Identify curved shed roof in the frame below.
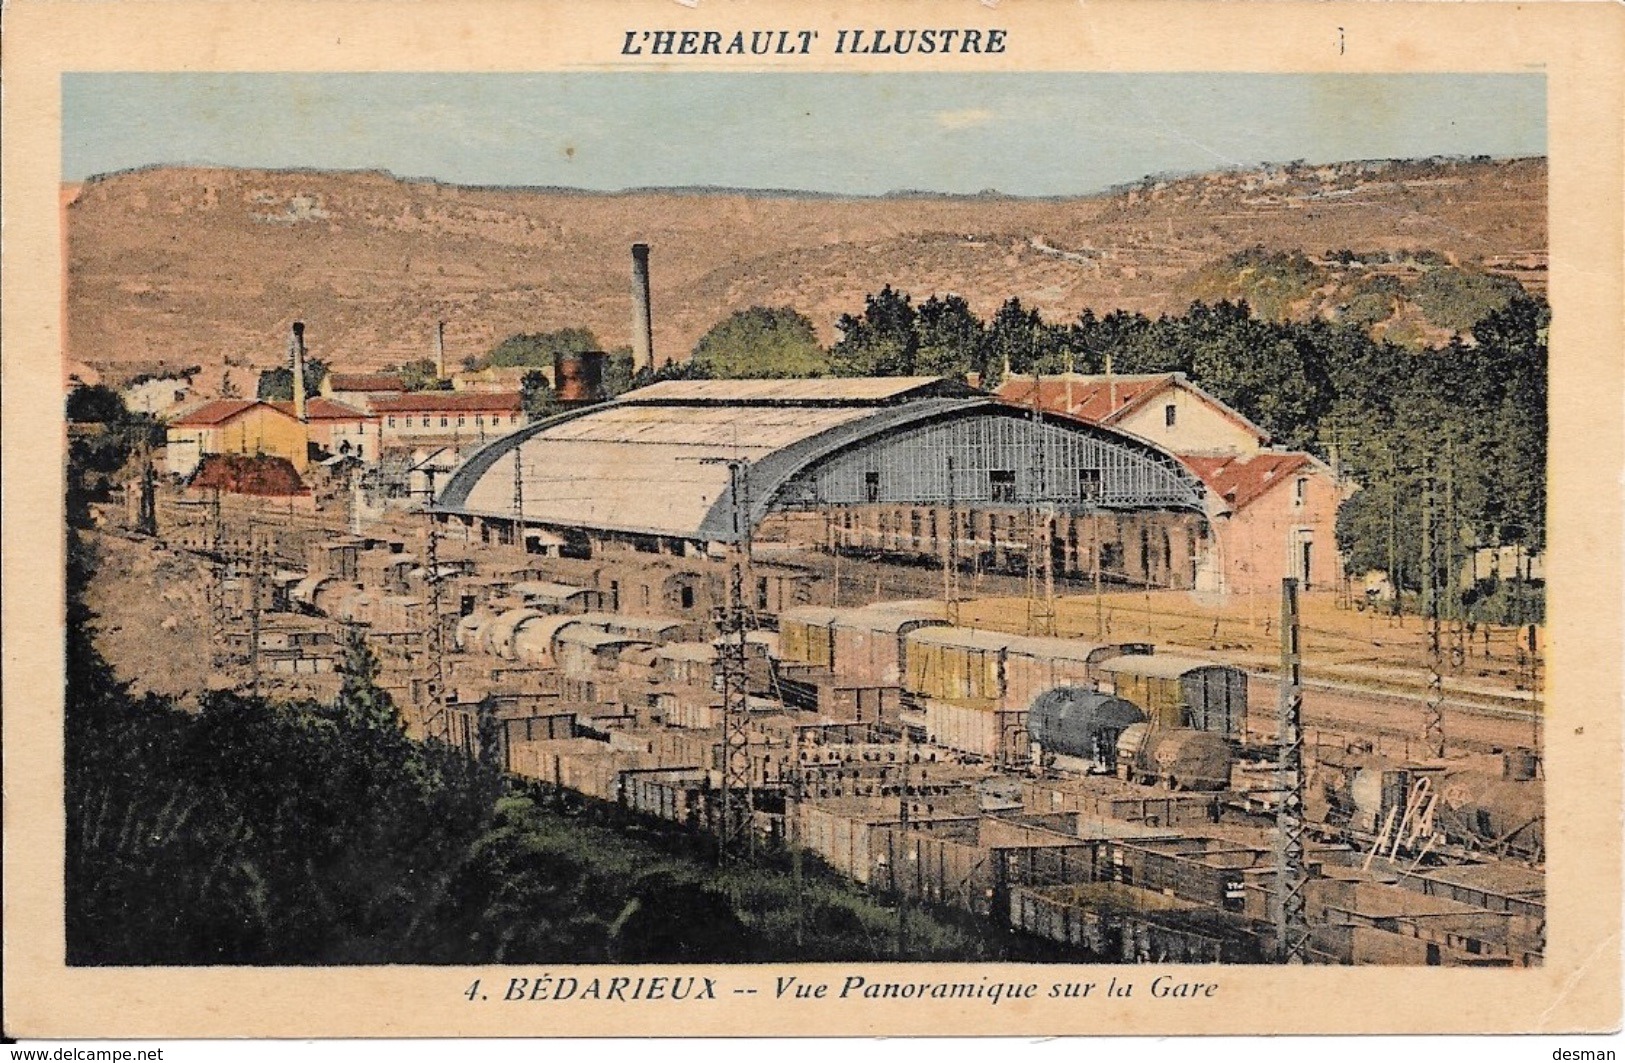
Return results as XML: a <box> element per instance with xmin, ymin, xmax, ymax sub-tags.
<box><xmin>434</xmin><ymin>378</ymin><xmax>1205</xmax><ymax>541</ymax></box>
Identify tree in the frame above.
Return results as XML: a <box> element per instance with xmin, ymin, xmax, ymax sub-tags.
<box><xmin>521</xmin><ymin>370</ymin><xmax>557</xmax><ymax>422</ymax></box>
<box><xmin>256</xmin><ymin>358</ymin><xmax>330</xmax><ymax>401</ymax></box>
<box><xmin>690</xmin><ymin>307</ymin><xmax>829</xmax><ymax>378</ymax></box>
<box><xmin>914</xmin><ymin>294</ymin><xmax>984</xmax><ymax>378</ymax></box>
<box><xmin>978</xmin><ymin>298</ymin><xmax>1067</xmax><ymax>384</ymax></box>
<box><xmin>829</xmin><ymin>286</ymin><xmax>918</xmax><ymax>376</ymax></box>
<box><xmin>392</xmin><ymin>358</ymin><xmax>451</xmax><ymax>392</ymax></box>
<box><xmin>66</xmin><ymin>384</ymin><xmax>128</xmax><ymax>424</ymax></box>
<box><xmin>485</xmin><ymin>329</ymin><xmax>601</xmax><ymax>370</ymax></box>
<box><xmin>336</xmin><ymin>626</ymin><xmax>401</xmax><ymax>739</ymax></box>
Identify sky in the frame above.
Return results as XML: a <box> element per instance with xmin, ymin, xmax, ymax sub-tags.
<box><xmin>62</xmin><ymin>73</ymin><xmax>1545</xmax><ymax>197</ymax></box>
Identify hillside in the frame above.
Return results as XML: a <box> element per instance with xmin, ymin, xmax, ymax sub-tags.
<box><xmin>64</xmin><ymin>157</ymin><xmax>1545</xmax><ymax>387</ymax></box>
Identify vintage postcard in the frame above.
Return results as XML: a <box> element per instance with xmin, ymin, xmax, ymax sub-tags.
<box><xmin>3</xmin><ymin>0</ymin><xmax>1621</xmax><ymax>1041</ymax></box>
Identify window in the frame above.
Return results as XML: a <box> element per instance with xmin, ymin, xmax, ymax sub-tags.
<box><xmin>756</xmin><ymin>577</ymin><xmax>769</xmax><ymax>611</ymax></box>
<box><xmin>1294</xmin><ymin>477</ymin><xmax>1308</xmax><ymax>508</ymax></box>
<box><xmin>476</xmin><ymin>416</ymin><xmax>485</xmax><ymax>427</ymax></box>
<box><xmin>680</xmin><ymin>585</ymin><xmax>695</xmax><ymax>609</ymax></box>
<box><xmin>641</xmin><ymin>585</ymin><xmax>651</xmax><ymax>608</ymax></box>
<box><xmin>1079</xmin><ymin>468</ymin><xmax>1102</xmax><ymax>502</ymax></box>
<box><xmin>440</xmin><ymin>416</ymin><xmax>449</xmax><ymax>427</ymax></box>
<box><xmin>989</xmin><ymin>469</ymin><xmax>1017</xmax><ymax>502</ymax></box>
<box><xmin>1164</xmin><ymin>403</ymin><xmax>1177</xmax><ymax>428</ymax></box>
<box><xmin>864</xmin><ymin>470</ymin><xmax>880</xmax><ymax>503</ymax></box>
<box><xmin>387</xmin><ymin>416</ymin><xmax>396</xmax><ymax>428</ymax></box>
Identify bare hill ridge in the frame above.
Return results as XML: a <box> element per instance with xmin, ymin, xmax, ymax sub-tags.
<box><xmin>66</xmin><ymin>157</ymin><xmax>1545</xmax><ymax>386</ymax></box>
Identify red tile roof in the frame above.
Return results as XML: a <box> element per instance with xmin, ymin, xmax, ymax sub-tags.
<box><xmin>268</xmin><ymin>398</ymin><xmax>377</xmax><ymax>421</ymax></box>
<box><xmin>327</xmin><ymin>373</ymin><xmax>406</xmax><ymax>393</ymax></box>
<box><xmin>370</xmin><ymin>391</ymin><xmax>523</xmax><ymax>414</ymax></box>
<box><xmin>167</xmin><ymin>399</ymin><xmax>265</xmax><ymax>427</ymax></box>
<box><xmin>996</xmin><ymin>372</ymin><xmax>1271</xmax><ymax>444</ymax></box>
<box><xmin>997</xmin><ymin>373</ymin><xmax>1174</xmax><ymax>425</ymax></box>
<box><xmin>1181</xmin><ymin>452</ymin><xmax>1314</xmax><ymax>510</ymax></box>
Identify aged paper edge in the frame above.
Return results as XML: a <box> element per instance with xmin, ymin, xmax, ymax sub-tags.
<box><xmin>3</xmin><ymin>0</ymin><xmax>1621</xmax><ymax>1039</ymax></box>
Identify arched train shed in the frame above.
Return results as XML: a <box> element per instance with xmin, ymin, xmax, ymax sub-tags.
<box><xmin>432</xmin><ymin>377</ymin><xmax>1214</xmax><ymax>588</ymax></box>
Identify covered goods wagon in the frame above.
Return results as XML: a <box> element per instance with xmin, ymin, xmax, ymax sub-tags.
<box><xmin>1097</xmin><ymin>655</ymin><xmax>1247</xmax><ymax>737</ymax></box>
<box><xmin>830</xmin><ymin>603</ymin><xmax>948</xmax><ymax>688</ymax></box>
<box><xmin>777</xmin><ymin>606</ymin><xmax>843</xmax><ymax>670</ymax></box>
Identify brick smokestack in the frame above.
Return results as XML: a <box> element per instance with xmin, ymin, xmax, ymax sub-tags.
<box><xmin>434</xmin><ymin>320</ymin><xmax>446</xmax><ymax>380</ymax></box>
<box><xmin>290</xmin><ymin>321</ymin><xmax>308</xmax><ymax>422</ymax></box>
<box><xmin>554</xmin><ymin>349</ymin><xmax>607</xmax><ymax>403</ymax></box>
<box><xmin>631</xmin><ymin>242</ymin><xmax>654</xmax><ymax>373</ymax></box>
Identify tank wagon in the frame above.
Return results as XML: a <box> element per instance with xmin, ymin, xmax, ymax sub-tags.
<box><xmin>1313</xmin><ymin>748</ymin><xmax>1544</xmax><ymax>861</ymax></box>
<box><xmin>1115</xmin><ymin>723</ymin><xmax>1233</xmax><ymax>792</ymax></box>
<box><xmin>1027</xmin><ymin>687</ymin><xmax>1147</xmax><ymax>773</ymax></box>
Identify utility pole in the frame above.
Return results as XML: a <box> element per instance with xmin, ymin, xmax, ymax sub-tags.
<box><xmin>790</xmin><ymin>725</ymin><xmax>805</xmax><ymax>948</ymax></box>
<box><xmin>708</xmin><ymin>458</ymin><xmax>754</xmax><ymax>863</ymax></box>
<box><xmin>944</xmin><ymin>457</ymin><xmax>960</xmax><ymax>626</ymax></box>
<box><xmin>1025</xmin><ymin>375</ymin><xmax>1056</xmax><ymax>637</ymax></box>
<box><xmin>208</xmin><ymin>488</ymin><xmax>229</xmax><ymax>670</ymax></box>
<box><xmin>1093</xmin><ymin>512</ymin><xmax>1104</xmax><ymax>640</ymax></box>
<box><xmin>1421</xmin><ymin>469</ymin><xmax>1445</xmax><ymax>759</ymax></box>
<box><xmin>422</xmin><ymin>518</ymin><xmax>450</xmax><ymax>743</ymax></box>
<box><xmin>1274</xmin><ymin>577</ymin><xmax>1309</xmax><ymax>963</ymax></box>
<box><xmin>896</xmin><ymin>719</ymin><xmax>910</xmax><ymax>957</ymax></box>
<box><xmin>512</xmin><ymin>445</ymin><xmax>525</xmax><ymax>548</ymax></box>
<box><xmin>248</xmin><ymin>531</ymin><xmax>266</xmax><ymax>699</ymax></box>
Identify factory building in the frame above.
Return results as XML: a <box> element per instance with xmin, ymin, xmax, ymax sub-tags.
<box><xmin>370</xmin><ymin>391</ymin><xmax>526</xmax><ymax>447</ymax></box>
<box><xmin>997</xmin><ymin>373</ymin><xmax>1350</xmax><ymax>595</ymax></box>
<box><xmin>431</xmin><ymin>376</ymin><xmax>1215</xmax><ymax>596</ymax></box>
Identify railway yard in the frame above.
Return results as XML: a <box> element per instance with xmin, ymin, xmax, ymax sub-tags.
<box><xmin>79</xmin><ymin>483</ymin><xmax>1546</xmax><ymax>968</ymax></box>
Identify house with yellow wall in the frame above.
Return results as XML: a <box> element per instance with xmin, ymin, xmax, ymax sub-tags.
<box><xmin>164</xmin><ymin>399</ymin><xmax>310</xmax><ymax>477</ymax></box>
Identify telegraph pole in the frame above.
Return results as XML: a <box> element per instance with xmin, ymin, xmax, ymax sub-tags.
<box><xmin>1421</xmin><ymin>469</ymin><xmax>1446</xmax><ymax>759</ymax></box>
<box><xmin>1274</xmin><ymin>577</ymin><xmax>1309</xmax><ymax>963</ymax></box>
<box><xmin>944</xmin><ymin>457</ymin><xmax>960</xmax><ymax>626</ymax></box>
<box><xmin>208</xmin><ymin>488</ymin><xmax>229</xmax><ymax>670</ymax></box>
<box><xmin>896</xmin><ymin>719</ymin><xmax>910</xmax><ymax>957</ymax></box>
<box><xmin>422</xmin><ymin>518</ymin><xmax>450</xmax><ymax>743</ymax></box>
<box><xmin>708</xmin><ymin>458</ymin><xmax>755</xmax><ymax>863</ymax></box>
<box><xmin>512</xmin><ymin>445</ymin><xmax>525</xmax><ymax>547</ymax></box>
<box><xmin>248</xmin><ymin>530</ymin><xmax>265</xmax><ymax>699</ymax></box>
<box><xmin>1025</xmin><ymin>374</ymin><xmax>1056</xmax><ymax>637</ymax></box>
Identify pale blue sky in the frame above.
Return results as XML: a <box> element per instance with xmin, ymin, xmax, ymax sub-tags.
<box><xmin>63</xmin><ymin>73</ymin><xmax>1545</xmax><ymax>196</ymax></box>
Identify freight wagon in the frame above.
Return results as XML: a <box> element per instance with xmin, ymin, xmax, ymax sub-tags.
<box><xmin>1116</xmin><ymin>723</ymin><xmax>1234</xmax><ymax>791</ymax></box>
<box><xmin>1096</xmin><ymin>655</ymin><xmax>1247</xmax><ymax>737</ymax></box>
<box><xmin>1008</xmin><ymin>881</ymin><xmax>1267</xmax><ymax>963</ymax></box>
<box><xmin>829</xmin><ymin>602</ymin><xmax>948</xmax><ymax>688</ymax></box>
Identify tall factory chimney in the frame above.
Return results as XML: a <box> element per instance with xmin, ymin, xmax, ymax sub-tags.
<box><xmin>434</xmin><ymin>320</ymin><xmax>447</xmax><ymax>380</ymax></box>
<box><xmin>631</xmin><ymin>242</ymin><xmax>654</xmax><ymax>373</ymax></box>
<box><xmin>290</xmin><ymin>321</ymin><xmax>308</xmax><ymax>422</ymax></box>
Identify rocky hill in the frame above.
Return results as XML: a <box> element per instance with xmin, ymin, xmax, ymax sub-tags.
<box><xmin>65</xmin><ymin>157</ymin><xmax>1545</xmax><ymax>388</ymax></box>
